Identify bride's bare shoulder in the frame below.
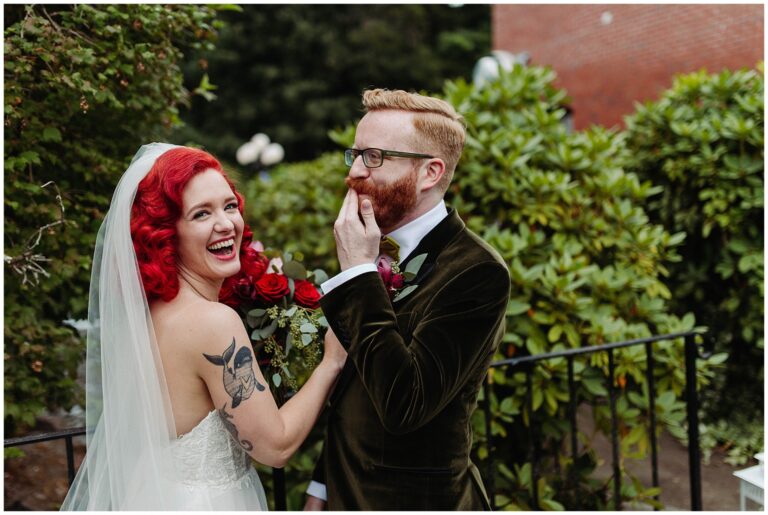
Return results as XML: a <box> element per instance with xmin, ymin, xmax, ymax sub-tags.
<box><xmin>153</xmin><ymin>299</ymin><xmax>245</xmax><ymax>354</ymax></box>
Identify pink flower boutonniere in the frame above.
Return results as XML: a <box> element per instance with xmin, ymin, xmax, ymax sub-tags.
<box><xmin>377</xmin><ymin>253</ymin><xmax>428</xmax><ymax>302</ymax></box>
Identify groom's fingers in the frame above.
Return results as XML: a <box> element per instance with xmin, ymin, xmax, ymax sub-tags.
<box><xmin>359</xmin><ymin>199</ymin><xmax>380</xmax><ymax>236</ymax></box>
<box><xmin>336</xmin><ymin>189</ymin><xmax>353</xmax><ymax>226</ymax></box>
<box><xmin>343</xmin><ymin>189</ymin><xmax>362</xmax><ymax>226</ymax></box>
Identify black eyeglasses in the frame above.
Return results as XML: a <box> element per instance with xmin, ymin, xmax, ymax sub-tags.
<box><xmin>344</xmin><ymin>148</ymin><xmax>434</xmax><ymax>168</ymax></box>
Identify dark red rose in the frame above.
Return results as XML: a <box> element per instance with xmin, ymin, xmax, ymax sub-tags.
<box><xmin>254</xmin><ymin>273</ymin><xmax>290</xmax><ymax>303</ymax></box>
<box><xmin>376</xmin><ymin>256</ymin><xmax>392</xmax><ymax>284</ymax></box>
<box><xmin>241</xmin><ymin>247</ymin><xmax>268</xmax><ymax>281</ymax></box>
<box><xmin>294</xmin><ymin>280</ymin><xmax>321</xmax><ymax>309</ymax></box>
<box><xmin>234</xmin><ymin>277</ymin><xmax>255</xmax><ymax>300</ymax></box>
<box><xmin>377</xmin><ymin>256</ymin><xmax>407</xmax><ymax>299</ymax></box>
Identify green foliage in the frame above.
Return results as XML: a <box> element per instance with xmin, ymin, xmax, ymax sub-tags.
<box><xmin>624</xmin><ymin>66</ymin><xmax>764</xmax><ymax>460</ymax></box>
<box><xmin>243</xmin><ymin>152</ymin><xmax>347</xmax><ymax>275</ymax></box>
<box><xmin>699</xmin><ymin>412</ymin><xmax>765</xmax><ymax>466</ymax></box>
<box><xmin>174</xmin><ymin>4</ymin><xmax>490</xmax><ymax>162</ymax></box>
<box><xmin>444</xmin><ymin>65</ymin><xmax>720</xmax><ymax>509</ymax></box>
<box><xmin>4</xmin><ymin>4</ymin><xmax>221</xmax><ymax>434</ymax></box>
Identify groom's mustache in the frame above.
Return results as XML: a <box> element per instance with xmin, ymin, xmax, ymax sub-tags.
<box><xmin>345</xmin><ymin>176</ymin><xmax>376</xmax><ymax>196</ymax></box>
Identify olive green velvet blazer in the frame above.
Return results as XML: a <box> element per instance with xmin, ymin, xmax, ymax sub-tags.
<box><xmin>314</xmin><ymin>209</ymin><xmax>511</xmax><ymax>510</ymax></box>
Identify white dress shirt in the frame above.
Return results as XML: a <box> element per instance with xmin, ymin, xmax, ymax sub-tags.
<box><xmin>308</xmin><ymin>200</ymin><xmax>449</xmax><ymax>501</ymax></box>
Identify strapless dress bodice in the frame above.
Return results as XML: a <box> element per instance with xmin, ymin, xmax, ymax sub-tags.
<box><xmin>170</xmin><ymin>410</ymin><xmax>255</xmax><ymax>490</ymax></box>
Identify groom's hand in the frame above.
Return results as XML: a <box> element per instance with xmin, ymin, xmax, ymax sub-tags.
<box><xmin>333</xmin><ymin>188</ymin><xmax>380</xmax><ymax>271</ymax></box>
<box><xmin>303</xmin><ymin>495</ymin><xmax>326</xmax><ymax>511</ymax></box>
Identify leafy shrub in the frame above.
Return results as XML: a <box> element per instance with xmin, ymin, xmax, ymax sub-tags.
<box><xmin>4</xmin><ymin>4</ymin><xmax>220</xmax><ymax>434</ymax></box>
<box><xmin>441</xmin><ymin>66</ymin><xmax>722</xmax><ymax>509</ymax></box>
<box><xmin>624</xmin><ymin>66</ymin><xmax>764</xmax><ymax>461</ymax></box>
<box><xmin>243</xmin><ymin>151</ymin><xmax>347</xmax><ymax>275</ymax></box>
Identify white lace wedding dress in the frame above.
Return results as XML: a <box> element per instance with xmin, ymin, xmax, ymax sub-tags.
<box><xmin>166</xmin><ymin>410</ymin><xmax>268</xmax><ymax>510</ymax></box>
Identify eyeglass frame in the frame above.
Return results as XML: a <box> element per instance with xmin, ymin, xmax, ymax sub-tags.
<box><xmin>344</xmin><ymin>147</ymin><xmax>434</xmax><ymax>168</ymax></box>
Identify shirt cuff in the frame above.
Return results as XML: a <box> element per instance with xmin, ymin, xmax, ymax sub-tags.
<box><xmin>306</xmin><ymin>480</ymin><xmax>328</xmax><ymax>501</ymax></box>
<box><xmin>321</xmin><ymin>263</ymin><xmax>378</xmax><ymax>294</ymax></box>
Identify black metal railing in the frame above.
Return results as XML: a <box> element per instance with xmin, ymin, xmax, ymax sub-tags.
<box><xmin>481</xmin><ymin>330</ymin><xmax>706</xmax><ymax>511</ymax></box>
<box><xmin>6</xmin><ymin>331</ymin><xmax>705</xmax><ymax>511</ymax></box>
<box><xmin>4</xmin><ymin>426</ymin><xmax>86</xmax><ymax>486</ymax></box>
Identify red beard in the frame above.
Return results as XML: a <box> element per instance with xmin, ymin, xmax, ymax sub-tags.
<box><xmin>346</xmin><ymin>171</ymin><xmax>417</xmax><ymax>231</ymax></box>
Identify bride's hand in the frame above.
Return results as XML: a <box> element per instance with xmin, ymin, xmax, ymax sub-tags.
<box><xmin>321</xmin><ymin>326</ymin><xmax>347</xmax><ymax>372</ymax></box>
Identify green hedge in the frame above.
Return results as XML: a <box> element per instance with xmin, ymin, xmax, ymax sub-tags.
<box><xmin>624</xmin><ymin>65</ymin><xmax>764</xmax><ymax>464</ymax></box>
<box><xmin>442</xmin><ymin>66</ymin><xmax>722</xmax><ymax>510</ymax></box>
<box><xmin>4</xmin><ymin>4</ymin><xmax>221</xmax><ymax>434</ymax></box>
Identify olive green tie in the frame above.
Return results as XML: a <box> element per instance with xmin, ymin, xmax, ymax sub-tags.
<box><xmin>379</xmin><ymin>236</ymin><xmax>400</xmax><ymax>262</ymax></box>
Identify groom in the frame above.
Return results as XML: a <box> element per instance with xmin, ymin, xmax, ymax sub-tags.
<box><xmin>305</xmin><ymin>88</ymin><xmax>510</xmax><ymax>510</ymax></box>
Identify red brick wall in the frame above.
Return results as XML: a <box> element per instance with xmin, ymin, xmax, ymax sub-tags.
<box><xmin>493</xmin><ymin>5</ymin><xmax>764</xmax><ymax>130</ymax></box>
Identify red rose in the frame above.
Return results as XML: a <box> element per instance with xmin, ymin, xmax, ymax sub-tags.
<box><xmin>377</xmin><ymin>256</ymin><xmax>407</xmax><ymax>298</ymax></box>
<box><xmin>254</xmin><ymin>273</ymin><xmax>290</xmax><ymax>303</ymax></box>
<box><xmin>376</xmin><ymin>256</ymin><xmax>393</xmax><ymax>284</ymax></box>
<box><xmin>234</xmin><ymin>277</ymin><xmax>255</xmax><ymax>300</ymax></box>
<box><xmin>294</xmin><ymin>280</ymin><xmax>321</xmax><ymax>309</ymax></box>
<box><xmin>241</xmin><ymin>247</ymin><xmax>268</xmax><ymax>281</ymax></box>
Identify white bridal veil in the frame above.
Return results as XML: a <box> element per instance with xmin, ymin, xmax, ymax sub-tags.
<box><xmin>61</xmin><ymin>143</ymin><xmax>182</xmax><ymax>509</ymax></box>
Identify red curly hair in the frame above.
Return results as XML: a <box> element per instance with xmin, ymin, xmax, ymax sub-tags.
<box><xmin>130</xmin><ymin>146</ymin><xmax>257</xmax><ymax>303</ymax></box>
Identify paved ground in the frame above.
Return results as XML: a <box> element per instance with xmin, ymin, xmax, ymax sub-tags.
<box><xmin>4</xmin><ymin>414</ymin><xmax>759</xmax><ymax>510</ymax></box>
<box><xmin>590</xmin><ymin>428</ymin><xmax>747</xmax><ymax>510</ymax></box>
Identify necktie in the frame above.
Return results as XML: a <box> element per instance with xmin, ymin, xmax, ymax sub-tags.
<box><xmin>379</xmin><ymin>236</ymin><xmax>400</xmax><ymax>262</ymax></box>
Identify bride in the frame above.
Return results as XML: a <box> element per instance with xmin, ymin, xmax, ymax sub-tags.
<box><xmin>61</xmin><ymin>143</ymin><xmax>346</xmax><ymax>510</ymax></box>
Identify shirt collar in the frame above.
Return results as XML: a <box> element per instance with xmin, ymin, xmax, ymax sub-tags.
<box><xmin>386</xmin><ymin>200</ymin><xmax>448</xmax><ymax>262</ymax></box>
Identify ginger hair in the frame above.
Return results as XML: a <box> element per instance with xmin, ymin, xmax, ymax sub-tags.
<box><xmin>362</xmin><ymin>88</ymin><xmax>465</xmax><ymax>194</ymax></box>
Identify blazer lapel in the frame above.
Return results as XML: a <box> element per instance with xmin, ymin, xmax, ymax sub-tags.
<box><xmin>397</xmin><ymin>209</ymin><xmax>465</xmax><ymax>284</ymax></box>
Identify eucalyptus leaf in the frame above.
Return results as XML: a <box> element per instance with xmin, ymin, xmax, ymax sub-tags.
<box><xmin>300</xmin><ymin>323</ymin><xmax>318</xmax><ymax>333</ymax></box>
<box><xmin>246</xmin><ymin>308</ymin><xmax>268</xmax><ymax>328</ymax></box>
<box><xmin>272</xmin><ymin>373</ymin><xmax>282</xmax><ymax>388</ymax></box>
<box><xmin>404</xmin><ymin>253</ymin><xmax>428</xmax><ymax>277</ymax></box>
<box><xmin>392</xmin><ymin>284</ymin><xmax>418</xmax><ymax>302</ymax></box>
<box><xmin>283</xmin><ymin>260</ymin><xmax>307</xmax><ymax>280</ymax></box>
<box><xmin>251</xmin><ymin>319</ymin><xmax>277</xmax><ymax>341</ymax></box>
<box><xmin>301</xmin><ymin>333</ymin><xmax>313</xmax><ymax>346</ymax></box>
<box><xmin>312</xmin><ymin>269</ymin><xmax>329</xmax><ymax>284</ymax></box>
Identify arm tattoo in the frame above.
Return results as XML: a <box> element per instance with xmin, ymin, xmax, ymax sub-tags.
<box><xmin>203</xmin><ymin>337</ymin><xmax>265</xmax><ymax>408</ymax></box>
<box><xmin>217</xmin><ymin>403</ymin><xmax>254</xmax><ymax>451</ymax></box>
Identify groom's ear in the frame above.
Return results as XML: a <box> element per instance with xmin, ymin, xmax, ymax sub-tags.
<box><xmin>418</xmin><ymin>158</ymin><xmax>446</xmax><ymax>193</ymax></box>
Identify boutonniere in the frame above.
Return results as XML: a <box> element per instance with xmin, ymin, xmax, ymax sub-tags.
<box><xmin>377</xmin><ymin>253</ymin><xmax>428</xmax><ymax>302</ymax></box>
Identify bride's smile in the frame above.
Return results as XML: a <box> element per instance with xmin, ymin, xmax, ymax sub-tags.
<box><xmin>176</xmin><ymin>168</ymin><xmax>244</xmax><ymax>283</ymax></box>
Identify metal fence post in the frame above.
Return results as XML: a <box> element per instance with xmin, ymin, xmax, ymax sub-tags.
<box><xmin>684</xmin><ymin>334</ymin><xmax>703</xmax><ymax>510</ymax></box>
<box><xmin>645</xmin><ymin>341</ymin><xmax>660</xmax><ymax>510</ymax></box>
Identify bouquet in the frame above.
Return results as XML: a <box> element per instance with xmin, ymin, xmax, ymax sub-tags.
<box><xmin>220</xmin><ymin>242</ymin><xmax>329</xmax><ymax>403</ymax></box>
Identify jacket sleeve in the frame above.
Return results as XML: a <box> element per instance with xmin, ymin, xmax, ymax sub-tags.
<box><xmin>319</xmin><ymin>261</ymin><xmax>510</xmax><ymax>435</ymax></box>
<box><xmin>309</xmin><ymin>442</ymin><xmax>326</xmax><ymax>489</ymax></box>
